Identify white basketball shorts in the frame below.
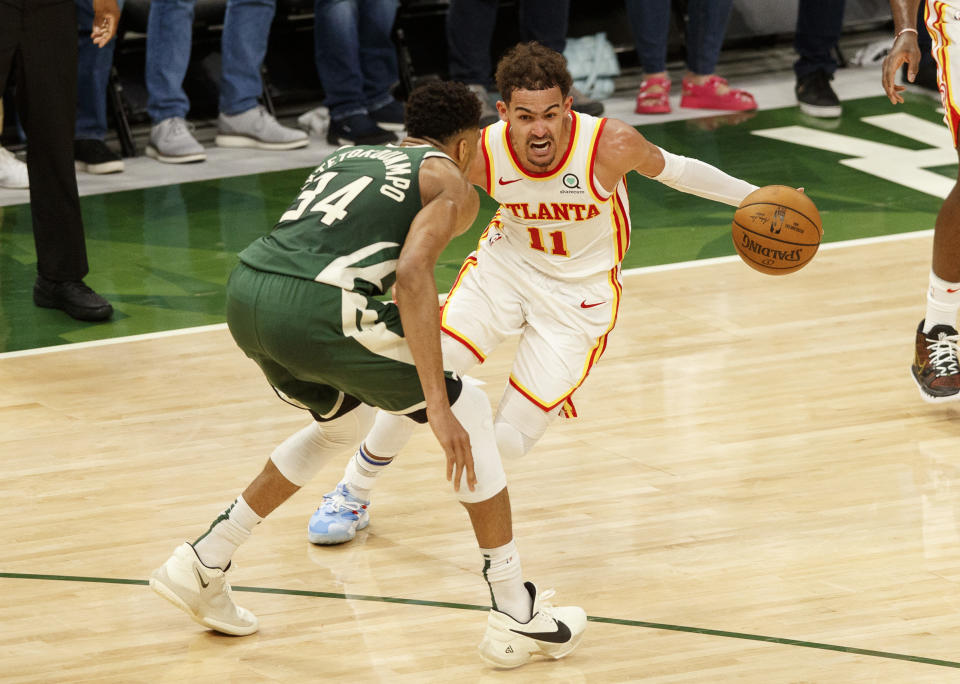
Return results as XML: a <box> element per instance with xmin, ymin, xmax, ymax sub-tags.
<box><xmin>440</xmin><ymin>226</ymin><xmax>623</xmax><ymax>418</ymax></box>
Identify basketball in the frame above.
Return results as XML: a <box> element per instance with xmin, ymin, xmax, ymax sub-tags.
<box><xmin>732</xmin><ymin>185</ymin><xmax>823</xmax><ymax>275</ymax></box>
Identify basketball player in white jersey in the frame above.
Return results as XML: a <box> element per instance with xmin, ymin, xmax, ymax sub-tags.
<box><xmin>882</xmin><ymin>0</ymin><xmax>960</xmax><ymax>402</ymax></box>
<box><xmin>309</xmin><ymin>42</ymin><xmax>759</xmax><ymax>570</ymax></box>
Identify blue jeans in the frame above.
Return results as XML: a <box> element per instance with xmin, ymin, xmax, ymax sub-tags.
<box><xmin>446</xmin><ymin>0</ymin><xmax>569</xmax><ymax>87</ymax></box>
<box><xmin>145</xmin><ymin>0</ymin><xmax>276</xmax><ymax>122</ymax></box>
<box><xmin>313</xmin><ymin>0</ymin><xmax>399</xmax><ymax>120</ymax></box>
<box><xmin>626</xmin><ymin>0</ymin><xmax>733</xmax><ymax>76</ymax></box>
<box><xmin>75</xmin><ymin>0</ymin><xmax>125</xmax><ymax>140</ymax></box>
<box><xmin>794</xmin><ymin>0</ymin><xmax>846</xmax><ymax>79</ymax></box>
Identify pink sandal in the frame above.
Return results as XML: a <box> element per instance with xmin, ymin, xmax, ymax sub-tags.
<box><xmin>635</xmin><ymin>76</ymin><xmax>672</xmax><ymax>114</ymax></box>
<box><xmin>680</xmin><ymin>75</ymin><xmax>756</xmax><ymax>111</ymax></box>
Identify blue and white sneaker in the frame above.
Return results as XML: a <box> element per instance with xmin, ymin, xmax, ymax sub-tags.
<box><xmin>308</xmin><ymin>484</ymin><xmax>370</xmax><ymax>545</ymax></box>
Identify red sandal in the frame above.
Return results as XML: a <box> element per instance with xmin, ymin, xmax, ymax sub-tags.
<box><xmin>680</xmin><ymin>75</ymin><xmax>756</xmax><ymax>111</ymax></box>
<box><xmin>635</xmin><ymin>76</ymin><xmax>672</xmax><ymax>114</ymax></box>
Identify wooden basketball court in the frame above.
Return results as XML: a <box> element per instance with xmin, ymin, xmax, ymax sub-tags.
<box><xmin>3</xmin><ymin>233</ymin><xmax>959</xmax><ymax>682</ymax></box>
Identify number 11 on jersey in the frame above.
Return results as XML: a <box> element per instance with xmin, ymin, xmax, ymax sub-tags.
<box><xmin>527</xmin><ymin>226</ymin><xmax>569</xmax><ymax>257</ymax></box>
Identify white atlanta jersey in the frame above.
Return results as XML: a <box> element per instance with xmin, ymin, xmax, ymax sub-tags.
<box><xmin>477</xmin><ymin>111</ymin><xmax>632</xmax><ymax>281</ymax></box>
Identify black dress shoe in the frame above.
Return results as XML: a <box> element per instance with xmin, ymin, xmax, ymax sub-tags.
<box><xmin>33</xmin><ymin>275</ymin><xmax>114</xmax><ymax>322</ymax></box>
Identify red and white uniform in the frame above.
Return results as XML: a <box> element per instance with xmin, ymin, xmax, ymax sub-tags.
<box><xmin>440</xmin><ymin>111</ymin><xmax>630</xmax><ymax>417</ymax></box>
<box><xmin>927</xmin><ymin>0</ymin><xmax>960</xmax><ymax>145</ymax></box>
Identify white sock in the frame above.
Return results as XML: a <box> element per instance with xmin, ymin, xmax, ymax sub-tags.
<box><xmin>924</xmin><ymin>270</ymin><xmax>960</xmax><ymax>332</ymax></box>
<box><xmin>341</xmin><ymin>444</ymin><xmax>393</xmax><ymax>501</ymax></box>
<box><xmin>339</xmin><ymin>411</ymin><xmax>414</xmax><ymax>500</ymax></box>
<box><xmin>480</xmin><ymin>539</ymin><xmax>532</xmax><ymax>622</ymax></box>
<box><xmin>193</xmin><ymin>495</ymin><xmax>262</xmax><ymax>570</ymax></box>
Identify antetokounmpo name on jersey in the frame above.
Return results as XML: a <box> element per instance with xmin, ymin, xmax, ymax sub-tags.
<box><xmin>308</xmin><ymin>147</ymin><xmax>413</xmax><ymax>202</ymax></box>
<box><xmin>500</xmin><ymin>202</ymin><xmax>602</xmax><ymax>221</ymax></box>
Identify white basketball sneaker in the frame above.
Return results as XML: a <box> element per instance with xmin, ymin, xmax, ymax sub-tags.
<box><xmin>149</xmin><ymin>542</ymin><xmax>258</xmax><ymax>636</ymax></box>
<box><xmin>478</xmin><ymin>582</ymin><xmax>587</xmax><ymax>668</ymax></box>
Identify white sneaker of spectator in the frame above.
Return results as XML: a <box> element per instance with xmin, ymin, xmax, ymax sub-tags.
<box><xmin>216</xmin><ymin>105</ymin><xmax>309</xmax><ymax>151</ymax></box>
<box><xmin>297</xmin><ymin>105</ymin><xmax>330</xmax><ymax>139</ymax></box>
<box><xmin>0</xmin><ymin>145</ymin><xmax>28</xmax><ymax>189</ymax></box>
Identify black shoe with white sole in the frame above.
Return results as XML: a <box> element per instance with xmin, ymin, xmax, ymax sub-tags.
<box><xmin>74</xmin><ymin>139</ymin><xmax>124</xmax><ymax>174</ymax></box>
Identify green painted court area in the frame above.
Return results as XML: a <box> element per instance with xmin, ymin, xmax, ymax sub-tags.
<box><xmin>0</xmin><ymin>96</ymin><xmax>947</xmax><ymax>353</ymax></box>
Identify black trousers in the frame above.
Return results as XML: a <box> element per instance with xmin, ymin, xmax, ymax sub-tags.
<box><xmin>446</xmin><ymin>0</ymin><xmax>571</xmax><ymax>87</ymax></box>
<box><xmin>0</xmin><ymin>0</ymin><xmax>88</xmax><ymax>281</ymax></box>
<box><xmin>793</xmin><ymin>0</ymin><xmax>846</xmax><ymax>79</ymax></box>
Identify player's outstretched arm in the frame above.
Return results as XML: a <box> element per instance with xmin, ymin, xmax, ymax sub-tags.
<box><xmin>882</xmin><ymin>0</ymin><xmax>923</xmax><ymax>104</ymax></box>
<box><xmin>395</xmin><ymin>158</ymin><xmax>480</xmax><ymax>492</ymax></box>
<box><xmin>595</xmin><ymin>118</ymin><xmax>758</xmax><ymax>207</ymax></box>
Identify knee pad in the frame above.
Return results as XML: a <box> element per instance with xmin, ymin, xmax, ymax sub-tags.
<box><xmin>448</xmin><ymin>382</ymin><xmax>507</xmax><ymax>504</ymax></box>
<box><xmin>363</xmin><ymin>410</ymin><xmax>416</xmax><ymax>459</ymax></box>
<box><xmin>493</xmin><ymin>388</ymin><xmax>559</xmax><ymax>459</ymax></box>
<box><xmin>270</xmin><ymin>404</ymin><xmax>376</xmax><ymax>486</ymax></box>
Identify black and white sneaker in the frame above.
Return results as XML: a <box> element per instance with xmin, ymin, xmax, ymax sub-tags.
<box><xmin>74</xmin><ymin>139</ymin><xmax>124</xmax><ymax>174</ymax></box>
<box><xmin>795</xmin><ymin>69</ymin><xmax>842</xmax><ymax>118</ymax></box>
<box><xmin>326</xmin><ymin>113</ymin><xmax>397</xmax><ymax>146</ymax></box>
<box><xmin>369</xmin><ymin>100</ymin><xmax>405</xmax><ymax>132</ymax></box>
<box><xmin>478</xmin><ymin>582</ymin><xmax>586</xmax><ymax>669</ymax></box>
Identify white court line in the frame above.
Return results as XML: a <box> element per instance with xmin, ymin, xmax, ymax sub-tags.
<box><xmin>0</xmin><ymin>228</ymin><xmax>935</xmax><ymax>360</ymax></box>
<box><xmin>0</xmin><ymin>323</ymin><xmax>229</xmax><ymax>359</ymax></box>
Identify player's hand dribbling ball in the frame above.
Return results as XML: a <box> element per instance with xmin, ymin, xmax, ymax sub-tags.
<box><xmin>732</xmin><ymin>185</ymin><xmax>823</xmax><ymax>275</ymax></box>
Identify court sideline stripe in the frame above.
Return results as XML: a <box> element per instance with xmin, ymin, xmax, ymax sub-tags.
<box><xmin>1</xmin><ymin>571</ymin><xmax>958</xmax><ymax>669</ymax></box>
<box><xmin>0</xmin><ymin>229</ymin><xmax>935</xmax><ymax>361</ymax></box>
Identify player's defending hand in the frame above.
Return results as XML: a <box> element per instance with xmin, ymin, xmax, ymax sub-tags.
<box><xmin>882</xmin><ymin>30</ymin><xmax>922</xmax><ymax>105</ymax></box>
<box><xmin>427</xmin><ymin>405</ymin><xmax>477</xmax><ymax>493</ymax></box>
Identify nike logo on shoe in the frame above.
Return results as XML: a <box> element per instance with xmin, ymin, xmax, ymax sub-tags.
<box><xmin>580</xmin><ymin>300</ymin><xmax>605</xmax><ymax>309</ymax></box>
<box><xmin>498</xmin><ymin>177</ymin><xmax>522</xmax><ymax>185</ymax></box>
<box><xmin>195</xmin><ymin>567</ymin><xmax>210</xmax><ymax>588</ymax></box>
<box><xmin>948</xmin><ymin>288</ymin><xmax>960</xmax><ymax>293</ymax></box>
<box><xmin>510</xmin><ymin>618</ymin><xmax>572</xmax><ymax>643</ymax></box>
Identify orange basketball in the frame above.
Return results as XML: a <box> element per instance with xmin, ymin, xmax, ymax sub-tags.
<box><xmin>732</xmin><ymin>185</ymin><xmax>823</xmax><ymax>275</ymax></box>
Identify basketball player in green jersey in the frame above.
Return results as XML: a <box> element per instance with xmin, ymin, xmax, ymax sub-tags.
<box><xmin>149</xmin><ymin>81</ymin><xmax>587</xmax><ymax>669</ymax></box>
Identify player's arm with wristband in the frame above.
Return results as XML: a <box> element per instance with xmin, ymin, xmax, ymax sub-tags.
<box><xmin>595</xmin><ymin>118</ymin><xmax>758</xmax><ymax>207</ymax></box>
<box><xmin>881</xmin><ymin>0</ymin><xmax>923</xmax><ymax>104</ymax></box>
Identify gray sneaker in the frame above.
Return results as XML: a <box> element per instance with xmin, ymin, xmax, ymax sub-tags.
<box><xmin>216</xmin><ymin>105</ymin><xmax>309</xmax><ymax>150</ymax></box>
<box><xmin>146</xmin><ymin>117</ymin><xmax>206</xmax><ymax>164</ymax></box>
<box><xmin>468</xmin><ymin>83</ymin><xmax>500</xmax><ymax>127</ymax></box>
<box><xmin>150</xmin><ymin>542</ymin><xmax>258</xmax><ymax>636</ymax></box>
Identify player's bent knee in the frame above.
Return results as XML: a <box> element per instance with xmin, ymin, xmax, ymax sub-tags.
<box><xmin>270</xmin><ymin>404</ymin><xmax>376</xmax><ymax>486</ymax></box>
<box><xmin>494</xmin><ymin>421</ymin><xmax>538</xmax><ymax>460</ymax></box>
<box><xmin>448</xmin><ymin>382</ymin><xmax>507</xmax><ymax>503</ymax></box>
<box><xmin>493</xmin><ymin>389</ymin><xmax>558</xmax><ymax>459</ymax></box>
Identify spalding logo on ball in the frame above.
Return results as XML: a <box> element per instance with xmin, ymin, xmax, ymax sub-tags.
<box><xmin>732</xmin><ymin>185</ymin><xmax>823</xmax><ymax>275</ymax></box>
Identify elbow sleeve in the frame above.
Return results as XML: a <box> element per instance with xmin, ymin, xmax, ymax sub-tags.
<box><xmin>653</xmin><ymin>147</ymin><xmax>759</xmax><ymax>207</ymax></box>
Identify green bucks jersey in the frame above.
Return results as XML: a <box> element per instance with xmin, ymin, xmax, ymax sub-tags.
<box><xmin>239</xmin><ymin>144</ymin><xmax>451</xmax><ymax>296</ymax></box>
